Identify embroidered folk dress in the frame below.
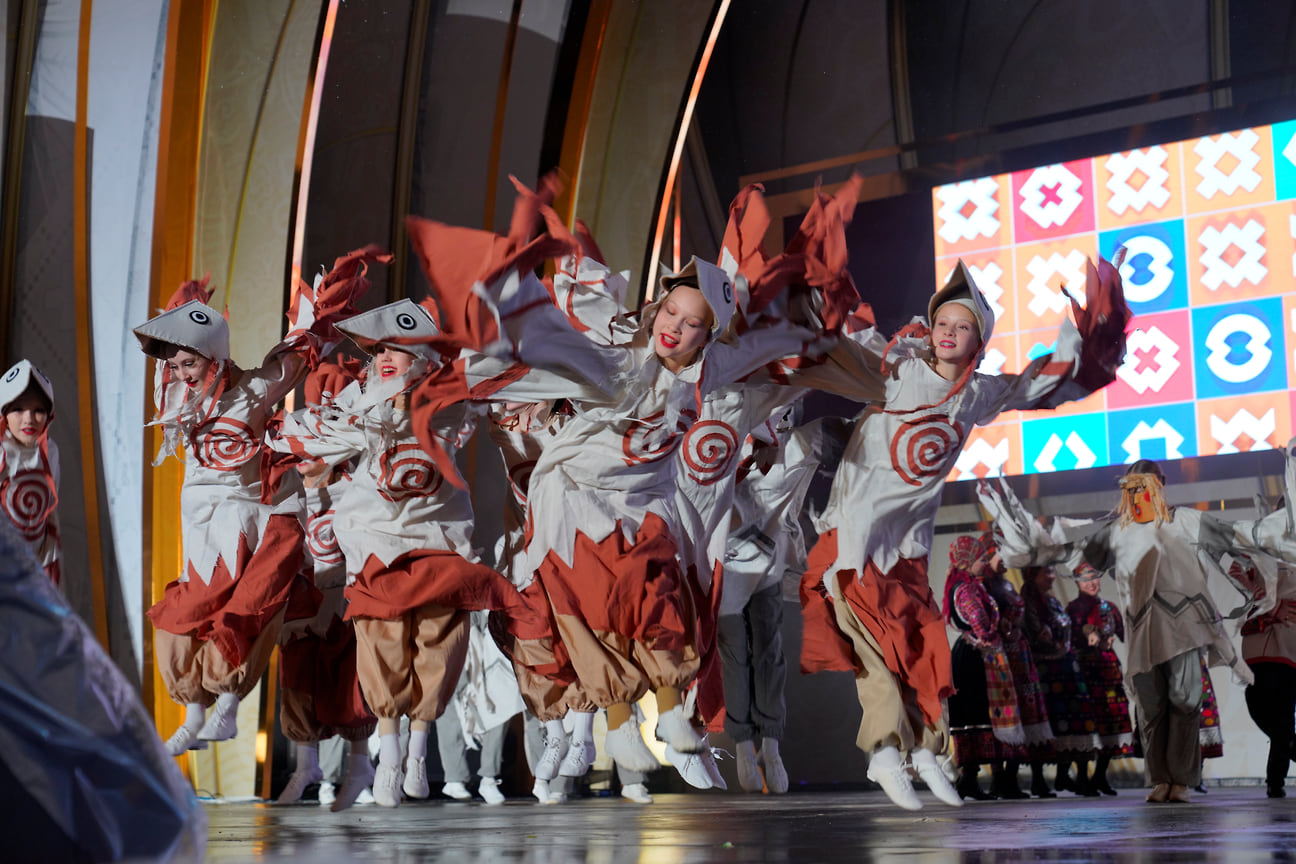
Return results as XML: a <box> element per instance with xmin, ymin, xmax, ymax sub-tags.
<box><xmin>944</xmin><ymin>569</ymin><xmax>1027</xmax><ymax>765</ymax></box>
<box><xmin>1066</xmin><ymin>592</ymin><xmax>1134</xmax><ymax>755</ymax></box>
<box><xmin>1022</xmin><ymin>580</ymin><xmax>1099</xmax><ymax>753</ymax></box>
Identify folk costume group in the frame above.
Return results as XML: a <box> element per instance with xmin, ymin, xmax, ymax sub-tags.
<box><xmin>10</xmin><ymin>177</ymin><xmax>1296</xmax><ymax>819</ymax></box>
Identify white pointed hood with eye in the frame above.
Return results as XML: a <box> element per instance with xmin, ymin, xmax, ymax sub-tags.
<box><xmin>0</xmin><ymin>360</ymin><xmax>54</xmax><ymax>416</ymax></box>
<box><xmin>335</xmin><ymin>299</ymin><xmax>442</xmax><ymax>361</ymax></box>
<box><xmin>657</xmin><ymin>256</ymin><xmax>737</xmax><ymax>340</ymax></box>
<box><xmin>929</xmin><ymin>260</ymin><xmax>994</xmax><ymax>347</ymax></box>
<box><xmin>132</xmin><ymin>299</ymin><xmax>231</xmax><ymax>362</ymax></box>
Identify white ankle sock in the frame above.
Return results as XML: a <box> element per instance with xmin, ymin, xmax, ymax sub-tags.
<box><xmin>569</xmin><ymin>711</ymin><xmax>595</xmax><ymax>743</ymax></box>
<box><xmin>544</xmin><ymin>718</ymin><xmax>565</xmax><ymax>742</ymax></box>
<box><xmin>379</xmin><ymin>733</ymin><xmax>401</xmax><ymax>767</ymax></box>
<box><xmin>184</xmin><ymin>702</ymin><xmax>205</xmax><ymax>730</ymax></box>
<box><xmin>761</xmin><ymin>738</ymin><xmax>781</xmax><ymax>758</ymax></box>
<box><xmin>408</xmin><ymin>729</ymin><xmax>428</xmax><ymax>760</ymax></box>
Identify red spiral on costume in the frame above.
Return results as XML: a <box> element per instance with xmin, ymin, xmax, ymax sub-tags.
<box><xmin>621</xmin><ymin>409</ymin><xmax>697</xmax><ymax>467</ymax></box>
<box><xmin>192</xmin><ymin>416</ymin><xmax>259</xmax><ymax>470</ymax></box>
<box><xmin>3</xmin><ymin>469</ymin><xmax>56</xmax><ymax>542</ymax></box>
<box><xmin>890</xmin><ymin>414</ymin><xmax>964</xmax><ymax>486</ymax></box>
<box><xmin>305</xmin><ymin>509</ymin><xmax>343</xmax><ymax>565</ymax></box>
<box><xmin>681</xmin><ymin>420</ymin><xmax>738</xmax><ymax>486</ymax></box>
<box><xmin>507</xmin><ymin>458</ymin><xmax>536</xmax><ymax>507</ymax></box>
<box><xmin>378</xmin><ymin>443</ymin><xmax>442</xmax><ymax>501</ymax></box>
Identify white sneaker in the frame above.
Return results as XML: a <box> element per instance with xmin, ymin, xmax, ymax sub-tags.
<box><xmin>276</xmin><ymin>766</ymin><xmax>323</xmax><ymax>804</ymax></box>
<box><xmin>317</xmin><ymin>781</ymin><xmax>336</xmax><ymax>807</ymax></box>
<box><xmin>546</xmin><ymin>788</ymin><xmax>568</xmax><ymax>805</ymax></box>
<box><xmin>736</xmin><ymin>740</ymin><xmax>763</xmax><ymax>792</ymax></box>
<box><xmin>654</xmin><ymin>705</ymin><xmax>704</xmax><ymax>753</ymax></box>
<box><xmin>479</xmin><ymin>777</ymin><xmax>505</xmax><ymax>805</ymax></box>
<box><xmin>558</xmin><ymin>737</ymin><xmax>596</xmax><ymax>778</ymax></box>
<box><xmin>330</xmin><ymin>759</ymin><xmax>376</xmax><ymax>812</ymax></box>
<box><xmin>700</xmin><ymin>742</ymin><xmax>728</xmax><ymax>791</ymax></box>
<box><xmin>355</xmin><ymin>787</ymin><xmax>375</xmax><ymax>805</ymax></box>
<box><xmin>866</xmin><ymin>746</ymin><xmax>922</xmax><ymax>811</ymax></box>
<box><xmin>163</xmin><ymin>724</ymin><xmax>208</xmax><ymax>757</ymax></box>
<box><xmin>534</xmin><ymin>732</ymin><xmax>567</xmax><ymax>782</ymax></box>
<box><xmin>621</xmin><ymin>782</ymin><xmax>653</xmax><ymax>803</ymax></box>
<box><xmin>665</xmin><ymin>745</ymin><xmax>713</xmax><ymax>789</ymax></box>
<box><xmin>760</xmin><ymin>739</ymin><xmax>789</xmax><ymax>795</ymax></box>
<box><xmin>403</xmin><ymin>756</ymin><xmax>430</xmax><ymax>799</ymax></box>
<box><xmin>373</xmin><ymin>763</ymin><xmax>404</xmax><ymax>808</ymax></box>
<box><xmin>441</xmin><ymin>781</ymin><xmax>472</xmax><ymax>800</ymax></box>
<box><xmin>532</xmin><ymin>779</ymin><xmax>553</xmax><ymax>804</ymax></box>
<box><xmin>911</xmin><ymin>749</ymin><xmax>963</xmax><ymax>807</ymax></box>
<box><xmin>197</xmin><ymin>693</ymin><xmax>239</xmax><ymax>742</ymax></box>
<box><xmin>605</xmin><ymin>722</ymin><xmax>659</xmax><ymax>773</ymax></box>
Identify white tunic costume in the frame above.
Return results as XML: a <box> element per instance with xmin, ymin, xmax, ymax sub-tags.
<box><xmin>135</xmin><ymin>259</ymin><xmax>385</xmax><ymax>691</ymax></box>
<box><xmin>453</xmin><ymin>253</ymin><xmax>818</xmax><ymax>708</ymax></box>
<box><xmin>792</xmin><ymin>258</ymin><xmax>1123</xmax><ymax>756</ymax></box>
<box><xmin>272</xmin><ymin>301</ymin><xmax>537</xmax><ymax>723</ymax></box>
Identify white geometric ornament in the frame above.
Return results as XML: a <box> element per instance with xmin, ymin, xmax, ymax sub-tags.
<box><xmin>954</xmin><ymin>436</ymin><xmax>1011</xmax><ymax>480</ymax></box>
<box><xmin>1209</xmin><ymin>408</ymin><xmax>1276</xmax><ymax>453</ymax></box>
<box><xmin>1121</xmin><ymin>419</ymin><xmax>1186</xmax><ymax>462</ymax></box>
<box><xmin>1117</xmin><ymin>234</ymin><xmax>1175</xmax><ymax>304</ymax></box>
<box><xmin>1116</xmin><ymin>326</ymin><xmax>1181</xmax><ymax>394</ymax></box>
<box><xmin>1025</xmin><ymin>250</ymin><xmax>1088</xmax><ymax>317</ymax></box>
<box><xmin>1198</xmin><ymin>219</ymin><xmax>1266</xmax><ymax>291</ymax></box>
<box><xmin>1104</xmin><ymin>147</ymin><xmax>1171</xmax><ymax>216</ymax></box>
<box><xmin>1204</xmin><ymin>313</ymin><xmax>1272</xmax><ymax>384</ymax></box>
<box><xmin>1033</xmin><ymin>431</ymin><xmax>1097</xmax><ymax>473</ymax></box>
<box><xmin>978</xmin><ymin>346</ymin><xmax>1007</xmax><ymax>376</ymax></box>
<box><xmin>1193</xmin><ymin>129</ymin><xmax>1262</xmax><ymax>199</ymax></box>
<box><xmin>1019</xmin><ymin>164</ymin><xmax>1084</xmax><ymax>229</ymax></box>
<box><xmin>936</xmin><ymin>178</ymin><xmax>1001</xmax><ymax>244</ymax></box>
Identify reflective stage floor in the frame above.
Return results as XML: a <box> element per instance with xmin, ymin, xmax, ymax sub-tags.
<box><xmin>204</xmin><ymin>786</ymin><xmax>1296</xmax><ymax>863</ymax></box>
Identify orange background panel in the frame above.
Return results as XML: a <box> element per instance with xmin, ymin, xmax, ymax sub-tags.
<box><xmin>1095</xmin><ymin>142</ymin><xmax>1184</xmax><ymax>231</ymax></box>
<box><xmin>1012</xmin><ymin>236</ymin><xmax>1100</xmax><ymax>333</ymax></box>
<box><xmin>947</xmin><ymin>422</ymin><xmax>1023</xmax><ymax>482</ymax></box>
<box><xmin>932</xmin><ymin>173</ymin><xmax>1013</xmax><ymax>258</ymax></box>
<box><xmin>1182</xmin><ymin>126</ymin><xmax>1276</xmax><ymax>215</ymax></box>
<box><xmin>1195</xmin><ymin>392</ymin><xmax>1292</xmax><ymax>456</ymax></box>
<box><xmin>1186</xmin><ymin>206</ymin><xmax>1290</xmax><ymax>307</ymax></box>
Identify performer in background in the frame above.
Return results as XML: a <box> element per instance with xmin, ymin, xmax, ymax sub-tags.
<box><xmin>0</xmin><ymin>360</ymin><xmax>60</xmax><ymax>585</ymax></box>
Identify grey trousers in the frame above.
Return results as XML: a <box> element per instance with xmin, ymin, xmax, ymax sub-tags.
<box><xmin>318</xmin><ymin>735</ymin><xmax>347</xmax><ymax>784</ymax></box>
<box><xmin>1131</xmin><ymin>649</ymin><xmax>1204</xmax><ymax>787</ymax></box>
<box><xmin>717</xmin><ymin>584</ymin><xmax>787</xmax><ymax>742</ymax></box>
<box><xmin>436</xmin><ymin>707</ymin><xmax>508</xmax><ymax>782</ymax></box>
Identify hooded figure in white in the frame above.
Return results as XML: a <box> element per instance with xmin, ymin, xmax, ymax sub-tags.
<box><xmin>0</xmin><ymin>359</ymin><xmax>60</xmax><ymax>584</ymax></box>
<box><xmin>132</xmin><ymin>248</ymin><xmax>387</xmax><ymax>758</ymax></box>
<box><xmin>788</xmin><ymin>256</ymin><xmax>1129</xmax><ymax>811</ymax></box>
